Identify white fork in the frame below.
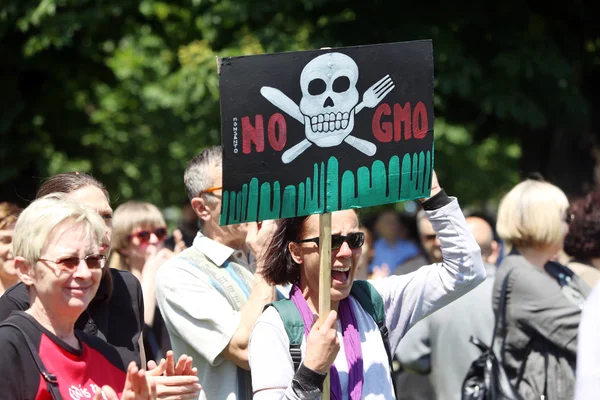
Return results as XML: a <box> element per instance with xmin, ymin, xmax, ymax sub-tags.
<box><xmin>355</xmin><ymin>74</ymin><xmax>395</xmax><ymax>114</ymax></box>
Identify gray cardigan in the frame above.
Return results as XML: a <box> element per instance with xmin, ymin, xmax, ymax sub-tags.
<box><xmin>493</xmin><ymin>254</ymin><xmax>585</xmax><ymax>400</ymax></box>
<box><xmin>396</xmin><ymin>262</ymin><xmax>497</xmax><ymax>400</ymax></box>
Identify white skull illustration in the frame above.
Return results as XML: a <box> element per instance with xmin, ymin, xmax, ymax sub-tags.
<box><xmin>299</xmin><ymin>52</ymin><xmax>359</xmax><ymax>147</ymax></box>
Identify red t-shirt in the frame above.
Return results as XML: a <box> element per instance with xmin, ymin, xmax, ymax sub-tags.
<box><xmin>0</xmin><ymin>312</ymin><xmax>129</xmax><ymax>399</ymax></box>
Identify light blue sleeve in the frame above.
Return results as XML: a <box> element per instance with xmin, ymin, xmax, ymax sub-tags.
<box><xmin>369</xmin><ymin>198</ymin><xmax>486</xmax><ymax>351</ymax></box>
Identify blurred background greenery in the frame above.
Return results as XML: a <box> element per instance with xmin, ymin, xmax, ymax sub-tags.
<box><xmin>2</xmin><ymin>0</ymin><xmax>599</xmax><ymax>213</ymax></box>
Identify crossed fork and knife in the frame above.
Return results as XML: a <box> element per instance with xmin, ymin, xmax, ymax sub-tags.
<box><xmin>260</xmin><ymin>74</ymin><xmax>395</xmax><ymax>164</ymax></box>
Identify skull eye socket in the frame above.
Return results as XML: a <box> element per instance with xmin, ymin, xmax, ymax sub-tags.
<box><xmin>332</xmin><ymin>76</ymin><xmax>350</xmax><ymax>93</ymax></box>
<box><xmin>308</xmin><ymin>79</ymin><xmax>327</xmax><ymax>95</ymax></box>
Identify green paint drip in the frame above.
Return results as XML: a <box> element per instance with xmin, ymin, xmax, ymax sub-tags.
<box><xmin>220</xmin><ymin>190</ymin><xmax>229</xmax><ymax>225</ymax></box>
<box><xmin>298</xmin><ymin>163</ymin><xmax>324</xmax><ymax>216</ymax></box>
<box><xmin>220</xmin><ymin>147</ymin><xmax>434</xmax><ymax>225</ymax></box>
<box><xmin>228</xmin><ymin>191</ymin><xmax>240</xmax><ymax>225</ymax></box>
<box><xmin>247</xmin><ymin>178</ymin><xmax>259</xmax><ymax>222</ymax></box>
<box><xmin>326</xmin><ymin>157</ymin><xmax>339</xmax><ymax>213</ymax></box>
<box><xmin>389</xmin><ymin>156</ymin><xmax>400</xmax><ymax>201</ymax></box>
<box><xmin>258</xmin><ymin>181</ymin><xmax>281</xmax><ymax>221</ymax></box>
<box><xmin>400</xmin><ymin>151</ymin><xmax>432</xmax><ymax>200</ymax></box>
<box><xmin>281</xmin><ymin>185</ymin><xmax>297</xmax><ymax>218</ymax></box>
<box><xmin>241</xmin><ymin>183</ymin><xmax>248</xmax><ymax>222</ymax></box>
<box><xmin>341</xmin><ymin>157</ymin><xmax>399</xmax><ymax>208</ymax></box>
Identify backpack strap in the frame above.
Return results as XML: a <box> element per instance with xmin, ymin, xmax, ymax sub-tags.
<box><xmin>350</xmin><ymin>280</ymin><xmax>390</xmax><ymax>361</ymax></box>
<box><xmin>0</xmin><ymin>321</ymin><xmax>62</xmax><ymax>399</ymax></box>
<box><xmin>350</xmin><ymin>280</ymin><xmax>398</xmax><ymax>399</ymax></box>
<box><xmin>265</xmin><ymin>300</ymin><xmax>305</xmax><ymax>372</ymax></box>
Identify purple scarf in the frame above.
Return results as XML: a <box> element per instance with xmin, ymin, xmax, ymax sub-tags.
<box><xmin>290</xmin><ymin>284</ymin><xmax>363</xmax><ymax>399</ymax></box>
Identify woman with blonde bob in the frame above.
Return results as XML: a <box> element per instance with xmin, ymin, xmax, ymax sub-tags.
<box><xmin>0</xmin><ymin>195</ymin><xmax>157</xmax><ymax>399</ymax></box>
<box><xmin>493</xmin><ymin>179</ymin><xmax>588</xmax><ymax>400</ymax></box>
<box><xmin>109</xmin><ymin>201</ymin><xmax>175</xmax><ymax>362</ymax></box>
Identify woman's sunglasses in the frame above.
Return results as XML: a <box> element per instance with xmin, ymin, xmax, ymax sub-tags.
<box><xmin>129</xmin><ymin>227</ymin><xmax>168</xmax><ymax>243</ymax></box>
<box><xmin>296</xmin><ymin>232</ymin><xmax>365</xmax><ymax>250</ymax></box>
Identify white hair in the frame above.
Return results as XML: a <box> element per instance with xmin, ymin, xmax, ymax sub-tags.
<box><xmin>184</xmin><ymin>146</ymin><xmax>222</xmax><ymax>203</ymax></box>
<box><xmin>13</xmin><ymin>194</ymin><xmax>106</xmax><ymax>266</ymax></box>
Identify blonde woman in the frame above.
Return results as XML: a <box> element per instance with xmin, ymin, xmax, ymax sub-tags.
<box><xmin>109</xmin><ymin>201</ymin><xmax>174</xmax><ymax>362</ymax></box>
<box><xmin>0</xmin><ymin>195</ymin><xmax>159</xmax><ymax>399</ymax></box>
<box><xmin>494</xmin><ymin>179</ymin><xmax>587</xmax><ymax>400</ymax></box>
<box><xmin>0</xmin><ymin>202</ymin><xmax>22</xmax><ymax>296</ymax></box>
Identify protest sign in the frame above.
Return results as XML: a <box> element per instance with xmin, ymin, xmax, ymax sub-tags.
<box><xmin>219</xmin><ymin>40</ymin><xmax>434</xmax><ymax>226</ymax></box>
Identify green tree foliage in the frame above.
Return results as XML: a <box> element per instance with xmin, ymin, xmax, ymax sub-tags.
<box><xmin>1</xmin><ymin>0</ymin><xmax>598</xmax><ymax>207</ymax></box>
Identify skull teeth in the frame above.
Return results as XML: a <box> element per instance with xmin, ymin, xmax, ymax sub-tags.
<box><xmin>310</xmin><ymin>112</ymin><xmax>352</xmax><ymax>133</ymax></box>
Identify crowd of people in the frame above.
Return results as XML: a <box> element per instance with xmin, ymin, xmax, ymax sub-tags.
<box><xmin>0</xmin><ymin>145</ymin><xmax>599</xmax><ymax>399</ymax></box>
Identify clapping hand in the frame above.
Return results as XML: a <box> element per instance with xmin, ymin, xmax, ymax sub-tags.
<box><xmin>146</xmin><ymin>351</ymin><xmax>201</xmax><ymax>399</ymax></box>
<box><xmin>93</xmin><ymin>362</ymin><xmax>157</xmax><ymax>400</ymax></box>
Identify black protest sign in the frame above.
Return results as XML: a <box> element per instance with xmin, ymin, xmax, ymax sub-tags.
<box><xmin>219</xmin><ymin>40</ymin><xmax>434</xmax><ymax>225</ymax></box>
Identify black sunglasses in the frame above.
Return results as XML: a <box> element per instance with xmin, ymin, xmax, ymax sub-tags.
<box><xmin>297</xmin><ymin>232</ymin><xmax>365</xmax><ymax>250</ymax></box>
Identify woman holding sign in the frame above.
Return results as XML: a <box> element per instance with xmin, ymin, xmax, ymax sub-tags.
<box><xmin>248</xmin><ymin>172</ymin><xmax>486</xmax><ymax>399</ymax></box>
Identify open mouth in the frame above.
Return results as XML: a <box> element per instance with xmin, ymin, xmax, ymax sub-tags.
<box><xmin>309</xmin><ymin>112</ymin><xmax>351</xmax><ymax>132</ymax></box>
<box><xmin>331</xmin><ymin>266</ymin><xmax>351</xmax><ymax>284</ymax></box>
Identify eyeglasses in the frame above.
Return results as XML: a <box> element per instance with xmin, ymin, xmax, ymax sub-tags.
<box><xmin>198</xmin><ymin>187</ymin><xmax>223</xmax><ymax>197</ymax></box>
<box><xmin>564</xmin><ymin>213</ymin><xmax>574</xmax><ymax>224</ymax></box>
<box><xmin>297</xmin><ymin>232</ymin><xmax>365</xmax><ymax>250</ymax></box>
<box><xmin>129</xmin><ymin>227</ymin><xmax>168</xmax><ymax>243</ymax></box>
<box><xmin>38</xmin><ymin>254</ymin><xmax>106</xmax><ymax>273</ymax></box>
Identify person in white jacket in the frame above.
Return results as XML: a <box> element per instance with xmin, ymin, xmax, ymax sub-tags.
<box><xmin>248</xmin><ymin>171</ymin><xmax>486</xmax><ymax>399</ymax></box>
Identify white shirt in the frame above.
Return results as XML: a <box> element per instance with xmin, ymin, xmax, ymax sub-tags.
<box><xmin>575</xmin><ymin>282</ymin><xmax>600</xmax><ymax>400</ymax></box>
<box><xmin>156</xmin><ymin>233</ymin><xmax>252</xmax><ymax>400</ymax></box>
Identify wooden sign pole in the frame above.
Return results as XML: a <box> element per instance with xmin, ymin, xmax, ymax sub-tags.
<box><xmin>318</xmin><ymin>212</ymin><xmax>332</xmax><ymax>400</ymax></box>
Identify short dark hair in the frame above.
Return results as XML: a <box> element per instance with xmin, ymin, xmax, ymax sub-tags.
<box><xmin>37</xmin><ymin>172</ymin><xmax>109</xmax><ymax>201</ymax></box>
<box><xmin>564</xmin><ymin>190</ymin><xmax>600</xmax><ymax>260</ymax></box>
<box><xmin>261</xmin><ymin>216</ymin><xmax>310</xmax><ymax>285</ymax></box>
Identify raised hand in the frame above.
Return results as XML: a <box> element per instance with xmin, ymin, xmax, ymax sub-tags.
<box><xmin>94</xmin><ymin>362</ymin><xmax>158</xmax><ymax>400</ymax></box>
<box><xmin>146</xmin><ymin>351</ymin><xmax>201</xmax><ymax>399</ymax></box>
<box><xmin>245</xmin><ymin>220</ymin><xmax>278</xmax><ymax>272</ymax></box>
<box><xmin>370</xmin><ymin>263</ymin><xmax>390</xmax><ymax>280</ymax></box>
<box><xmin>172</xmin><ymin>230</ymin><xmax>187</xmax><ymax>254</ymax></box>
<box><xmin>303</xmin><ymin>310</ymin><xmax>340</xmax><ymax>373</ymax></box>
<box><xmin>419</xmin><ymin>169</ymin><xmax>441</xmax><ymax>202</ymax></box>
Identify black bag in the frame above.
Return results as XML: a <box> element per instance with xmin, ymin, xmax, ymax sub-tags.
<box><xmin>461</xmin><ymin>269</ymin><xmax>522</xmax><ymax>400</ymax></box>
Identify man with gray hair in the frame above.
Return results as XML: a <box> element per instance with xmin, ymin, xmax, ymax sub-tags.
<box><xmin>156</xmin><ymin>146</ymin><xmax>278</xmax><ymax>400</ymax></box>
<box><xmin>396</xmin><ymin>215</ymin><xmax>500</xmax><ymax>400</ymax></box>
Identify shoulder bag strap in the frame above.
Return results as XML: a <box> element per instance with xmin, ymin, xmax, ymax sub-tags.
<box><xmin>497</xmin><ymin>268</ymin><xmax>537</xmax><ymax>394</ymax></box>
<box><xmin>491</xmin><ymin>268</ymin><xmax>514</xmax><ymax>353</ymax></box>
<box><xmin>0</xmin><ymin>322</ymin><xmax>63</xmax><ymax>400</ymax></box>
